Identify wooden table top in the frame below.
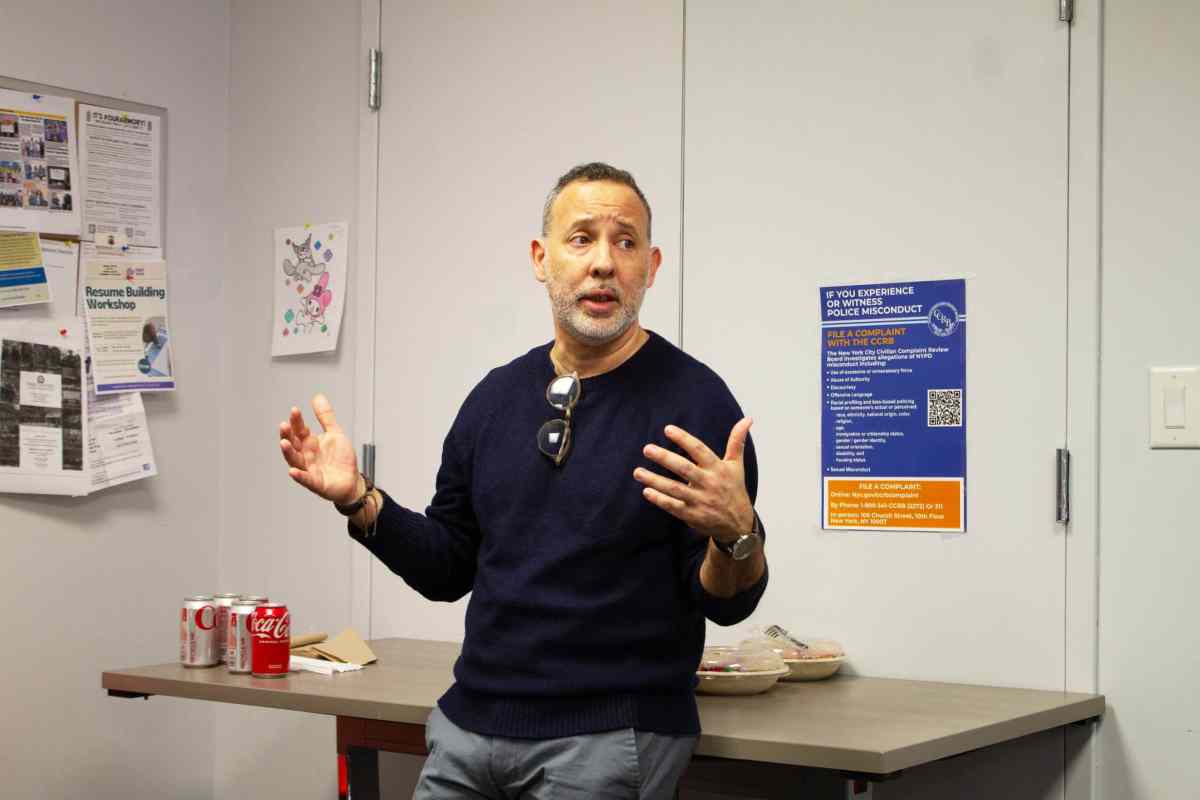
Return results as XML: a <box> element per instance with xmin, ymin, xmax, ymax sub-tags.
<box><xmin>102</xmin><ymin>637</ymin><xmax>1104</xmax><ymax>775</ymax></box>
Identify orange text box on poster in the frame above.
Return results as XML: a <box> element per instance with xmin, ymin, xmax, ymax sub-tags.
<box><xmin>826</xmin><ymin>479</ymin><xmax>962</xmax><ymax>531</ymax></box>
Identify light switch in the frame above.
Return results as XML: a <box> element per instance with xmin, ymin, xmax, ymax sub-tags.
<box><xmin>1164</xmin><ymin>385</ymin><xmax>1187</xmax><ymax>429</ymax></box>
<box><xmin>1150</xmin><ymin>367</ymin><xmax>1200</xmax><ymax>448</ymax></box>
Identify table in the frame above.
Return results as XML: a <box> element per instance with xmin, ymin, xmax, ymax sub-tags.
<box><xmin>103</xmin><ymin>638</ymin><xmax>1104</xmax><ymax>798</ymax></box>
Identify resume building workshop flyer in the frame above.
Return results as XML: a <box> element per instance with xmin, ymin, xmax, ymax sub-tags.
<box><xmin>819</xmin><ymin>279</ymin><xmax>967</xmax><ymax>532</ymax></box>
<box><xmin>83</xmin><ymin>258</ymin><xmax>174</xmax><ymax>394</ymax></box>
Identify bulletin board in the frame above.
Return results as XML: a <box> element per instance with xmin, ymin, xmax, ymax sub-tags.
<box><xmin>0</xmin><ymin>74</ymin><xmax>168</xmax><ymax>496</ymax></box>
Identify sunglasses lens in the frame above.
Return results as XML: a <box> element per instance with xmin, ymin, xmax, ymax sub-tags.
<box><xmin>546</xmin><ymin>374</ymin><xmax>580</xmax><ymax>411</ymax></box>
<box><xmin>538</xmin><ymin>418</ymin><xmax>571</xmax><ymax>460</ymax></box>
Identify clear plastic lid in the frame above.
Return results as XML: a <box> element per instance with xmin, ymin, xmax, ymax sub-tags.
<box><xmin>698</xmin><ymin>641</ymin><xmax>787</xmax><ymax>673</ymax></box>
<box><xmin>748</xmin><ymin>625</ymin><xmax>846</xmax><ymax>660</ymax></box>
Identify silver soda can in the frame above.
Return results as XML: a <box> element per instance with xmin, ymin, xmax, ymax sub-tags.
<box><xmin>227</xmin><ymin>599</ymin><xmax>259</xmax><ymax>673</ymax></box>
<box><xmin>180</xmin><ymin>595</ymin><xmax>219</xmax><ymax>667</ymax></box>
<box><xmin>212</xmin><ymin>594</ymin><xmax>241</xmax><ymax>664</ymax></box>
<box><xmin>240</xmin><ymin>595</ymin><xmax>269</xmax><ymax>604</ymax></box>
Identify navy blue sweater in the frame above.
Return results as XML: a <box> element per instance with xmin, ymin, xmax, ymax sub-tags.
<box><xmin>350</xmin><ymin>331</ymin><xmax>767</xmax><ymax>738</ymax></box>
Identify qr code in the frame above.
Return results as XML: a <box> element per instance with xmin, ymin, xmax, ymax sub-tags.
<box><xmin>927</xmin><ymin>388</ymin><xmax>963</xmax><ymax>427</ymax></box>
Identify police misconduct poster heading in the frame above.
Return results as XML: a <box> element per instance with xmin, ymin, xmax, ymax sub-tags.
<box><xmin>820</xmin><ymin>279</ymin><xmax>966</xmax><ymax>532</ymax></box>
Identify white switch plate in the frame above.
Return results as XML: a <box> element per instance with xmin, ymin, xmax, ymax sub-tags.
<box><xmin>1150</xmin><ymin>367</ymin><xmax>1200</xmax><ymax>448</ymax></box>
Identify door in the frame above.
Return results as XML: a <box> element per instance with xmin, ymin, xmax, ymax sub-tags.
<box><xmin>368</xmin><ymin>0</ymin><xmax>685</xmax><ymax>641</ymax></box>
<box><xmin>682</xmin><ymin>0</ymin><xmax>1070</xmax><ymax>691</ymax></box>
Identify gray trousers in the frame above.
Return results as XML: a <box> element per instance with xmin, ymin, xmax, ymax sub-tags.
<box><xmin>413</xmin><ymin>706</ymin><xmax>697</xmax><ymax>799</ymax></box>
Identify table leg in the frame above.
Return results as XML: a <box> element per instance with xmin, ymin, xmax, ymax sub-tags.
<box><xmin>336</xmin><ymin>715</ymin><xmax>428</xmax><ymax>799</ymax></box>
<box><xmin>345</xmin><ymin>747</ymin><xmax>380</xmax><ymax>800</ymax></box>
<box><xmin>844</xmin><ymin>777</ymin><xmax>874</xmax><ymax>798</ymax></box>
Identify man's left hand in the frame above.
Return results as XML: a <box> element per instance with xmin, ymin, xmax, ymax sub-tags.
<box><xmin>635</xmin><ymin>418</ymin><xmax>755</xmax><ymax>542</ymax></box>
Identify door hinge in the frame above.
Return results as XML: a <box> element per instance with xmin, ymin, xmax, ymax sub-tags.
<box><xmin>367</xmin><ymin>48</ymin><xmax>382</xmax><ymax>111</ymax></box>
<box><xmin>1056</xmin><ymin>448</ymin><xmax>1071</xmax><ymax>524</ymax></box>
<box><xmin>362</xmin><ymin>443</ymin><xmax>376</xmax><ymax>485</ymax></box>
<box><xmin>1059</xmin><ymin>0</ymin><xmax>1074</xmax><ymax>24</ymax></box>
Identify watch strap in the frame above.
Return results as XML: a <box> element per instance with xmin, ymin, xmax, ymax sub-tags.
<box><xmin>712</xmin><ymin>536</ymin><xmax>739</xmax><ymax>557</ymax></box>
<box><xmin>334</xmin><ymin>473</ymin><xmax>374</xmax><ymax>516</ymax></box>
<box><xmin>713</xmin><ymin>510</ymin><xmax>762</xmax><ymax>558</ymax></box>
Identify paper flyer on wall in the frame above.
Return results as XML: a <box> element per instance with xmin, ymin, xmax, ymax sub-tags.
<box><xmin>78</xmin><ymin>105</ymin><xmax>162</xmax><ymax>248</ymax></box>
<box><xmin>819</xmin><ymin>279</ymin><xmax>967</xmax><ymax>532</ymax></box>
<box><xmin>83</xmin><ymin>368</ymin><xmax>157</xmax><ymax>491</ymax></box>
<box><xmin>75</xmin><ymin>244</ymin><xmax>158</xmax><ymax>491</ymax></box>
<box><xmin>82</xmin><ymin>258</ymin><xmax>175</xmax><ymax>394</ymax></box>
<box><xmin>271</xmin><ymin>221</ymin><xmax>347</xmax><ymax>357</ymax></box>
<box><xmin>1</xmin><ymin>237</ymin><xmax>80</xmax><ymax>319</ymax></box>
<box><xmin>0</xmin><ymin>231</ymin><xmax>49</xmax><ymax>308</ymax></box>
<box><xmin>33</xmin><ymin>238</ymin><xmax>79</xmax><ymax>317</ymax></box>
<box><xmin>78</xmin><ymin>292</ymin><xmax>156</xmax><ymax>492</ymax></box>
<box><xmin>0</xmin><ymin>317</ymin><xmax>89</xmax><ymax>495</ymax></box>
<box><xmin>0</xmin><ymin>90</ymin><xmax>81</xmax><ymax>236</ymax></box>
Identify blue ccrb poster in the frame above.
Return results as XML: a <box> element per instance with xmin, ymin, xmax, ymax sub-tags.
<box><xmin>819</xmin><ymin>279</ymin><xmax>967</xmax><ymax>532</ymax></box>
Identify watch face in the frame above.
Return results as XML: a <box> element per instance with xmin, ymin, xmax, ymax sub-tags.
<box><xmin>732</xmin><ymin>534</ymin><xmax>759</xmax><ymax>560</ymax></box>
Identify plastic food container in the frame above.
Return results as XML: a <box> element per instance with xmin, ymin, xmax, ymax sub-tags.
<box><xmin>695</xmin><ymin>642</ymin><xmax>789</xmax><ymax>695</ymax></box>
<box><xmin>750</xmin><ymin>626</ymin><xmax>847</xmax><ymax>682</ymax></box>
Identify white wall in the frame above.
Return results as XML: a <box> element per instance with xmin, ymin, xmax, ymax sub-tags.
<box><xmin>0</xmin><ymin>2</ymin><xmax>229</xmax><ymax>798</ymax></box>
<box><xmin>216</xmin><ymin>1</ymin><xmax>362</xmax><ymax>797</ymax></box>
<box><xmin>1096</xmin><ymin>1</ymin><xmax>1200</xmax><ymax>798</ymax></box>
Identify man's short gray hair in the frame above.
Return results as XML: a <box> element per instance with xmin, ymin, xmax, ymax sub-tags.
<box><xmin>541</xmin><ymin>162</ymin><xmax>652</xmax><ymax>242</ymax></box>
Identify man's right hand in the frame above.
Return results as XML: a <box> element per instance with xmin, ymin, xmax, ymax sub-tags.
<box><xmin>279</xmin><ymin>394</ymin><xmax>361</xmax><ymax>505</ymax></box>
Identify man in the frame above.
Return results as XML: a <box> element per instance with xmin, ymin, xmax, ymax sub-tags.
<box><xmin>279</xmin><ymin>163</ymin><xmax>767</xmax><ymax>798</ymax></box>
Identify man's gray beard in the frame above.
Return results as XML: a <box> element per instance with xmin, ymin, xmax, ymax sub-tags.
<box><xmin>547</xmin><ymin>286</ymin><xmax>641</xmax><ymax>346</ymax></box>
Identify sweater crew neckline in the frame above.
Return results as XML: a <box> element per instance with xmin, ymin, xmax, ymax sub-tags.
<box><xmin>541</xmin><ymin>329</ymin><xmax>662</xmax><ymax>387</ymax></box>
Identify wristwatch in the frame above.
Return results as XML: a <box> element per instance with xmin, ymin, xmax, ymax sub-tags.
<box><xmin>712</xmin><ymin>511</ymin><xmax>763</xmax><ymax>561</ymax></box>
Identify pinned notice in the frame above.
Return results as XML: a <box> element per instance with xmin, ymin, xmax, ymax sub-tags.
<box><xmin>0</xmin><ymin>89</ymin><xmax>82</xmax><ymax>236</ymax></box>
<box><xmin>819</xmin><ymin>279</ymin><xmax>967</xmax><ymax>532</ymax></box>
<box><xmin>82</xmin><ymin>258</ymin><xmax>174</xmax><ymax>394</ymax></box>
<box><xmin>0</xmin><ymin>232</ymin><xmax>49</xmax><ymax>308</ymax></box>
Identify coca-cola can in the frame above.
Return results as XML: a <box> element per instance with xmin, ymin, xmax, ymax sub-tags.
<box><xmin>212</xmin><ymin>594</ymin><xmax>241</xmax><ymax>664</ymax></box>
<box><xmin>227</xmin><ymin>599</ymin><xmax>259</xmax><ymax>673</ymax></box>
<box><xmin>180</xmin><ymin>595</ymin><xmax>219</xmax><ymax>667</ymax></box>
<box><xmin>250</xmin><ymin>603</ymin><xmax>290</xmax><ymax>678</ymax></box>
<box><xmin>240</xmin><ymin>595</ymin><xmax>269</xmax><ymax>604</ymax></box>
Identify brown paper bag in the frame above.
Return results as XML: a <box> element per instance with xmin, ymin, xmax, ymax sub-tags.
<box><xmin>290</xmin><ymin>633</ymin><xmax>328</xmax><ymax>650</ymax></box>
<box><xmin>308</xmin><ymin>628</ymin><xmax>377</xmax><ymax>666</ymax></box>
